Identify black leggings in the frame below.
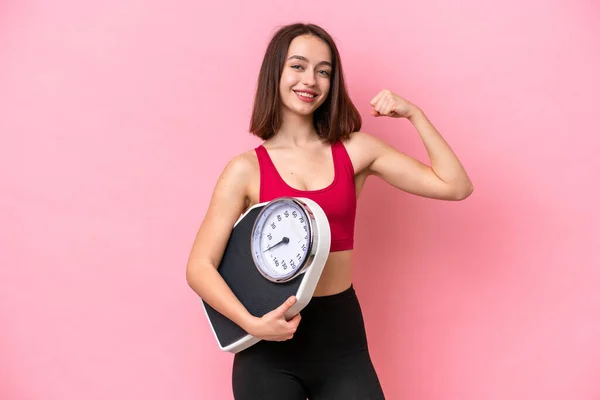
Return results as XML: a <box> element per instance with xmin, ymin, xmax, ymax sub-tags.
<box><xmin>232</xmin><ymin>286</ymin><xmax>385</xmax><ymax>399</ymax></box>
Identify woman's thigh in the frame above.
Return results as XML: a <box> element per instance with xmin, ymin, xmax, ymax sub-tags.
<box><xmin>232</xmin><ymin>348</ymin><xmax>307</xmax><ymax>400</ymax></box>
<box><xmin>308</xmin><ymin>350</ymin><xmax>385</xmax><ymax>400</ymax></box>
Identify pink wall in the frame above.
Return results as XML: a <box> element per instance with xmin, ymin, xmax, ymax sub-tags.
<box><xmin>1</xmin><ymin>0</ymin><xmax>598</xmax><ymax>399</ymax></box>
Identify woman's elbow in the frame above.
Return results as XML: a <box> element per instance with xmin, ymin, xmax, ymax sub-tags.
<box><xmin>453</xmin><ymin>181</ymin><xmax>474</xmax><ymax>200</ymax></box>
<box><xmin>186</xmin><ymin>262</ymin><xmax>204</xmax><ymax>288</ymax></box>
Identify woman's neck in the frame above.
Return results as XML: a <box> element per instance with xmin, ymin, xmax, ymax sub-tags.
<box><xmin>270</xmin><ymin>109</ymin><xmax>321</xmax><ymax>148</ymax></box>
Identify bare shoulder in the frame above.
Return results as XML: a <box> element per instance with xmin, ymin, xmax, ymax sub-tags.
<box><xmin>342</xmin><ymin>131</ymin><xmax>388</xmax><ymax>175</ymax></box>
<box><xmin>190</xmin><ymin>148</ymin><xmax>260</xmax><ymax>267</ymax></box>
<box><xmin>221</xmin><ymin>149</ymin><xmax>259</xmax><ymax>180</ymax></box>
<box><xmin>213</xmin><ymin>148</ymin><xmax>261</xmax><ymax>211</ymax></box>
<box><xmin>345</xmin><ymin>131</ymin><xmax>384</xmax><ymax>148</ymax></box>
<box><xmin>215</xmin><ymin>149</ymin><xmax>260</xmax><ymax>194</ymax></box>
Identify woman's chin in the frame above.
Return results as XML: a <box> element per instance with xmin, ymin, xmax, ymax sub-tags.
<box><xmin>283</xmin><ymin>105</ymin><xmax>317</xmax><ymax>117</ymax></box>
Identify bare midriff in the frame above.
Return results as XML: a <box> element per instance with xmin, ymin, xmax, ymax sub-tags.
<box><xmin>312</xmin><ymin>250</ymin><xmax>353</xmax><ymax>297</ymax></box>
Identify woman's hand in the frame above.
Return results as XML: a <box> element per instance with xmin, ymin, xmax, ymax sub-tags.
<box><xmin>370</xmin><ymin>89</ymin><xmax>419</xmax><ymax>119</ymax></box>
<box><xmin>246</xmin><ymin>296</ymin><xmax>301</xmax><ymax>341</ymax></box>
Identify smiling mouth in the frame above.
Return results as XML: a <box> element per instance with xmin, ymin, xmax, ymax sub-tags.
<box><xmin>294</xmin><ymin>91</ymin><xmax>318</xmax><ymax>99</ymax></box>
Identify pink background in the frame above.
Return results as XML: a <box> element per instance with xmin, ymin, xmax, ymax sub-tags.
<box><xmin>1</xmin><ymin>0</ymin><xmax>599</xmax><ymax>399</ymax></box>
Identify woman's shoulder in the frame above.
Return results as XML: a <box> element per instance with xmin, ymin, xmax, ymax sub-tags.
<box><xmin>340</xmin><ymin>131</ymin><xmax>384</xmax><ymax>173</ymax></box>
<box><xmin>221</xmin><ymin>148</ymin><xmax>260</xmax><ymax>179</ymax></box>
<box><xmin>343</xmin><ymin>131</ymin><xmax>382</xmax><ymax>148</ymax></box>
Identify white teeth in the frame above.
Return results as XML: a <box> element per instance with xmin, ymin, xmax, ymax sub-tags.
<box><xmin>296</xmin><ymin>91</ymin><xmax>316</xmax><ymax>98</ymax></box>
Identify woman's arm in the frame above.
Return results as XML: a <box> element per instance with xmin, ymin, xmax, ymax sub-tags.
<box><xmin>186</xmin><ymin>154</ymin><xmax>300</xmax><ymax>341</ymax></box>
<box><xmin>355</xmin><ymin>89</ymin><xmax>473</xmax><ymax>201</ymax></box>
<box><xmin>186</xmin><ymin>155</ymin><xmax>257</xmax><ymax>331</ymax></box>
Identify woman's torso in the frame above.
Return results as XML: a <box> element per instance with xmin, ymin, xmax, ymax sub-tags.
<box><xmin>240</xmin><ymin>136</ymin><xmax>370</xmax><ymax>296</ymax></box>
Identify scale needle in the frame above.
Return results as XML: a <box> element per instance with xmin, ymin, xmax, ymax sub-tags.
<box><xmin>263</xmin><ymin>236</ymin><xmax>289</xmax><ymax>252</ymax></box>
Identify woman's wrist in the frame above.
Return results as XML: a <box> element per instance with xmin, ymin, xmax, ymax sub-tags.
<box><xmin>406</xmin><ymin>105</ymin><xmax>424</xmax><ymax>122</ymax></box>
<box><xmin>240</xmin><ymin>314</ymin><xmax>260</xmax><ymax>336</ymax></box>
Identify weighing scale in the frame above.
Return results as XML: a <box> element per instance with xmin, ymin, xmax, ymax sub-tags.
<box><xmin>202</xmin><ymin>197</ymin><xmax>331</xmax><ymax>353</ymax></box>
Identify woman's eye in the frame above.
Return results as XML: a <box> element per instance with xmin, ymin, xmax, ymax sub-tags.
<box><xmin>290</xmin><ymin>65</ymin><xmax>330</xmax><ymax>76</ymax></box>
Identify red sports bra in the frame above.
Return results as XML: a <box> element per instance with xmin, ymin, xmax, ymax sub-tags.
<box><xmin>255</xmin><ymin>141</ymin><xmax>357</xmax><ymax>252</ymax></box>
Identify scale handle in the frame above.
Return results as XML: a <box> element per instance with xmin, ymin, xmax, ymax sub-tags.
<box><xmin>284</xmin><ymin>297</ymin><xmax>308</xmax><ymax>320</ymax></box>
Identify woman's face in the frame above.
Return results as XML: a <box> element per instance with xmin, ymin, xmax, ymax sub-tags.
<box><xmin>279</xmin><ymin>34</ymin><xmax>333</xmax><ymax>117</ymax></box>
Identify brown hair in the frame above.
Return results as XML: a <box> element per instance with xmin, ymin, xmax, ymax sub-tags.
<box><xmin>249</xmin><ymin>23</ymin><xmax>361</xmax><ymax>144</ymax></box>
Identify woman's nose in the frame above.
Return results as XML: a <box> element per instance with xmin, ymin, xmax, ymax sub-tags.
<box><xmin>302</xmin><ymin>70</ymin><xmax>316</xmax><ymax>86</ymax></box>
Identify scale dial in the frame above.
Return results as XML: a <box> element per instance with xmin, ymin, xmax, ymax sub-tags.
<box><xmin>250</xmin><ymin>197</ymin><xmax>316</xmax><ymax>283</ymax></box>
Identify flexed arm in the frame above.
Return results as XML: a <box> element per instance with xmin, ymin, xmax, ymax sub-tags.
<box><xmin>357</xmin><ymin>89</ymin><xmax>473</xmax><ymax>201</ymax></box>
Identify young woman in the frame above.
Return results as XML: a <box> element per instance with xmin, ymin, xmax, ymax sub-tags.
<box><xmin>186</xmin><ymin>23</ymin><xmax>473</xmax><ymax>399</ymax></box>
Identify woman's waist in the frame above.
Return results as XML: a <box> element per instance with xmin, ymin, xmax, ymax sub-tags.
<box><xmin>312</xmin><ymin>251</ymin><xmax>353</xmax><ymax>297</ymax></box>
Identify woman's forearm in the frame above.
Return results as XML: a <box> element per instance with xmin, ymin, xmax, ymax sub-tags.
<box><xmin>186</xmin><ymin>263</ymin><xmax>257</xmax><ymax>334</ymax></box>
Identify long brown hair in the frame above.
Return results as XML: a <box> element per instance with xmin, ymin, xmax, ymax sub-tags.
<box><xmin>249</xmin><ymin>23</ymin><xmax>361</xmax><ymax>144</ymax></box>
